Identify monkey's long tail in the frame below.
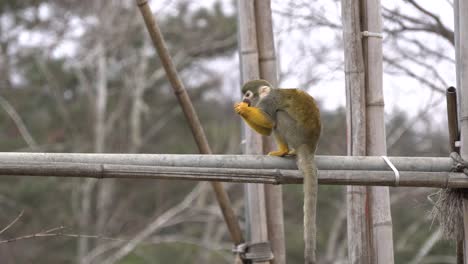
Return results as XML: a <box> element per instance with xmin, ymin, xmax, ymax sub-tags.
<box><xmin>297</xmin><ymin>144</ymin><xmax>318</xmax><ymax>264</ymax></box>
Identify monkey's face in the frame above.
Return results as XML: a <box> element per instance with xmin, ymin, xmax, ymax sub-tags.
<box><xmin>242</xmin><ymin>90</ymin><xmax>257</xmax><ymax>106</ymax></box>
<box><xmin>242</xmin><ymin>86</ymin><xmax>271</xmax><ymax>106</ymax></box>
<box><xmin>241</xmin><ymin>79</ymin><xmax>273</xmax><ymax>106</ymax></box>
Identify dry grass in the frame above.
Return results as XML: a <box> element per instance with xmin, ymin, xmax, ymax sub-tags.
<box><xmin>430</xmin><ymin>188</ymin><xmax>468</xmax><ymax>240</ymax></box>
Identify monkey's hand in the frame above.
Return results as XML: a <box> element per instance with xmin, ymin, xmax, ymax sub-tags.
<box><xmin>234</xmin><ymin>102</ymin><xmax>249</xmax><ymax>114</ymax></box>
<box><xmin>234</xmin><ymin>102</ymin><xmax>274</xmax><ymax>136</ymax></box>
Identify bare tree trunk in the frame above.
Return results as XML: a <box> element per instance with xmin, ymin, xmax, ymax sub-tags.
<box><xmin>78</xmin><ymin>179</ymin><xmax>94</xmax><ymax>264</ymax></box>
<box><xmin>130</xmin><ymin>45</ymin><xmax>148</xmax><ymax>153</ymax></box>
<box><xmin>342</xmin><ymin>0</ymin><xmax>371</xmax><ymax>263</ymax></box>
<box><xmin>95</xmin><ymin>39</ymin><xmax>112</xmax><ymax>230</ymax></box>
<box><xmin>79</xmin><ymin>39</ymin><xmax>111</xmax><ymax>264</ymax></box>
<box><xmin>130</xmin><ymin>85</ymin><xmax>144</xmax><ymax>153</ymax></box>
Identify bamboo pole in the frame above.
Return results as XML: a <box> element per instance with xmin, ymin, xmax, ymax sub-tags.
<box><xmin>237</xmin><ymin>0</ymin><xmax>270</xmax><ymax>263</ymax></box>
<box><xmin>447</xmin><ymin>87</ymin><xmax>460</xmax><ymax>153</ymax></box>
<box><xmin>342</xmin><ymin>0</ymin><xmax>371</xmax><ymax>262</ymax></box>
<box><xmin>446</xmin><ymin>87</ymin><xmax>463</xmax><ymax>264</ymax></box>
<box><xmin>457</xmin><ymin>0</ymin><xmax>468</xmax><ymax>262</ymax></box>
<box><xmin>455</xmin><ymin>0</ymin><xmax>461</xmax><ymax>94</ymax></box>
<box><xmin>453</xmin><ymin>2</ymin><xmax>463</xmax><ymax>263</ymax></box>
<box><xmin>254</xmin><ymin>1</ymin><xmax>286</xmax><ymax>263</ymax></box>
<box><xmin>1</xmin><ymin>162</ymin><xmax>467</xmax><ymax>188</ymax></box>
<box><xmin>255</xmin><ymin>0</ymin><xmax>278</xmax><ymax>86</ymax></box>
<box><xmin>134</xmin><ymin>0</ymin><xmax>245</xmax><ymax>255</ymax></box>
<box><xmin>361</xmin><ymin>0</ymin><xmax>395</xmax><ymax>263</ymax></box>
<box><xmin>0</xmin><ymin>153</ymin><xmax>454</xmax><ymax>172</ymax></box>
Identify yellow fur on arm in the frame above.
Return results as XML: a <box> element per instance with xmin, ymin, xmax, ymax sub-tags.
<box><xmin>242</xmin><ymin>116</ymin><xmax>272</xmax><ymax>136</ymax></box>
<box><xmin>234</xmin><ymin>102</ymin><xmax>274</xmax><ymax>135</ymax></box>
<box><xmin>238</xmin><ymin>106</ymin><xmax>274</xmax><ymax>128</ymax></box>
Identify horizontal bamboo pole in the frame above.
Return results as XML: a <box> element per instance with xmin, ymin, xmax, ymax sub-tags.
<box><xmin>0</xmin><ymin>161</ymin><xmax>466</xmax><ymax>188</ymax></box>
<box><xmin>0</xmin><ymin>153</ymin><xmax>453</xmax><ymax>172</ymax></box>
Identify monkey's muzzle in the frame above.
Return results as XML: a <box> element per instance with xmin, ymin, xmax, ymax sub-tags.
<box><xmin>242</xmin><ymin>98</ymin><xmax>252</xmax><ymax>106</ymax></box>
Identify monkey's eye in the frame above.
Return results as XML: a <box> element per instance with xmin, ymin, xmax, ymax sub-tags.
<box><xmin>245</xmin><ymin>91</ymin><xmax>253</xmax><ymax>98</ymax></box>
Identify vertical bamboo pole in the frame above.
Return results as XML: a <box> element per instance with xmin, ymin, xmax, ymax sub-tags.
<box><xmin>341</xmin><ymin>0</ymin><xmax>371</xmax><ymax>263</ymax></box>
<box><xmin>254</xmin><ymin>1</ymin><xmax>286</xmax><ymax>263</ymax></box>
<box><xmin>455</xmin><ymin>0</ymin><xmax>461</xmax><ymax>93</ymax></box>
<box><xmin>457</xmin><ymin>0</ymin><xmax>468</xmax><ymax>263</ymax></box>
<box><xmin>135</xmin><ymin>1</ymin><xmax>245</xmax><ymax>262</ymax></box>
<box><xmin>361</xmin><ymin>0</ymin><xmax>395</xmax><ymax>263</ymax></box>
<box><xmin>454</xmin><ymin>1</ymin><xmax>464</xmax><ymax>263</ymax></box>
<box><xmin>237</xmin><ymin>1</ymin><xmax>270</xmax><ymax>263</ymax></box>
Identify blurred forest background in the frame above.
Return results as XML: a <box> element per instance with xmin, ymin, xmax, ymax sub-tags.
<box><xmin>0</xmin><ymin>0</ymin><xmax>455</xmax><ymax>263</ymax></box>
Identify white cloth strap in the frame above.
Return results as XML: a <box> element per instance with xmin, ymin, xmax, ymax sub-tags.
<box><xmin>362</xmin><ymin>31</ymin><xmax>383</xmax><ymax>38</ymax></box>
<box><xmin>381</xmin><ymin>156</ymin><xmax>400</xmax><ymax>186</ymax></box>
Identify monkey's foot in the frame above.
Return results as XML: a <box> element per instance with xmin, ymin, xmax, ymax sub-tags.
<box><xmin>287</xmin><ymin>149</ymin><xmax>296</xmax><ymax>156</ymax></box>
<box><xmin>268</xmin><ymin>150</ymin><xmax>289</xmax><ymax>157</ymax></box>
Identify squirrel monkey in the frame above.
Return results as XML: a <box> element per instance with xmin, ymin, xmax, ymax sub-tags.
<box><xmin>234</xmin><ymin>79</ymin><xmax>321</xmax><ymax>264</ymax></box>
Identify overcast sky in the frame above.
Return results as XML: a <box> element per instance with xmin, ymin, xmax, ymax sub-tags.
<box><xmin>18</xmin><ymin>0</ymin><xmax>455</xmax><ymax>127</ymax></box>
<box><xmin>188</xmin><ymin>0</ymin><xmax>455</xmax><ymax>127</ymax></box>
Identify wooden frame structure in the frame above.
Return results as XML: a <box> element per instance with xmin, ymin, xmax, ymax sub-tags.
<box><xmin>0</xmin><ymin>153</ymin><xmax>461</xmax><ymax>186</ymax></box>
<box><xmin>1</xmin><ymin>0</ymin><xmax>466</xmax><ymax>263</ymax></box>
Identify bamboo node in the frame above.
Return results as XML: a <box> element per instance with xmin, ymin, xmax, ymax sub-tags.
<box><xmin>274</xmin><ymin>169</ymin><xmax>283</xmax><ymax>184</ymax></box>
<box><xmin>240</xmin><ymin>49</ymin><xmax>258</xmax><ymax>55</ymax></box>
<box><xmin>99</xmin><ymin>164</ymin><xmax>105</xmax><ymax>179</ymax></box>
<box><xmin>366</xmin><ymin>101</ymin><xmax>385</xmax><ymax>107</ymax></box>
<box><xmin>259</xmin><ymin>56</ymin><xmax>276</xmax><ymax>62</ymax></box>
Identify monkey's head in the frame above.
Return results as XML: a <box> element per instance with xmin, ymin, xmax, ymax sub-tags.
<box><xmin>241</xmin><ymin>79</ymin><xmax>273</xmax><ymax>106</ymax></box>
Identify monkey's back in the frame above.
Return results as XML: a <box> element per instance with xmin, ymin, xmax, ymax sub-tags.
<box><xmin>275</xmin><ymin>89</ymin><xmax>321</xmax><ymax>151</ymax></box>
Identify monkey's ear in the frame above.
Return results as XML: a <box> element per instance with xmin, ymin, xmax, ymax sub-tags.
<box><xmin>259</xmin><ymin>86</ymin><xmax>271</xmax><ymax>98</ymax></box>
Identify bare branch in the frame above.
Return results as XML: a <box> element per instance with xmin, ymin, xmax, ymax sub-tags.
<box><xmin>0</xmin><ymin>225</ymin><xmax>131</xmax><ymax>245</ymax></box>
<box><xmin>0</xmin><ymin>226</ymin><xmax>66</xmax><ymax>244</ymax></box>
<box><xmin>384</xmin><ymin>56</ymin><xmax>445</xmax><ymax>94</ymax></box>
<box><xmin>0</xmin><ymin>210</ymin><xmax>24</xmax><ymax>235</ymax></box>
<box><xmin>100</xmin><ymin>183</ymin><xmax>205</xmax><ymax>264</ymax></box>
<box><xmin>387</xmin><ymin>98</ymin><xmax>444</xmax><ymax>149</ymax></box>
<box><xmin>383</xmin><ymin>3</ymin><xmax>454</xmax><ymax>45</ymax></box>
<box><xmin>409</xmin><ymin>227</ymin><xmax>442</xmax><ymax>264</ymax></box>
<box><xmin>0</xmin><ymin>96</ymin><xmax>39</xmax><ymax>150</ymax></box>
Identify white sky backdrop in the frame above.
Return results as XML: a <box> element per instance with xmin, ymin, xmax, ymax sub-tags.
<box><xmin>15</xmin><ymin>0</ymin><xmax>457</xmax><ymax>127</ymax></box>
<box><xmin>200</xmin><ymin>0</ymin><xmax>455</xmax><ymax>127</ymax></box>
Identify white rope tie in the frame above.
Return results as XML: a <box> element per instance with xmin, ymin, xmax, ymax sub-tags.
<box><xmin>362</xmin><ymin>31</ymin><xmax>383</xmax><ymax>39</ymax></box>
<box><xmin>381</xmin><ymin>156</ymin><xmax>400</xmax><ymax>186</ymax></box>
